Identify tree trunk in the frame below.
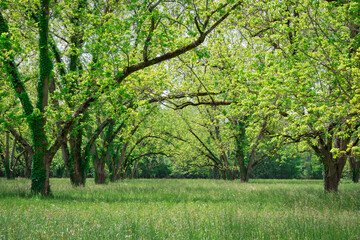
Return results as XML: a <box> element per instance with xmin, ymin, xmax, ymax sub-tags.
<box><xmin>215</xmin><ymin>167</ymin><xmax>220</xmax><ymax>179</ymax></box>
<box><xmin>30</xmin><ymin>0</ymin><xmax>52</xmax><ymax>196</ymax></box>
<box><xmin>323</xmin><ymin>161</ymin><xmax>341</xmax><ymax>192</ymax></box>
<box><xmin>4</xmin><ymin>132</ymin><xmax>12</xmax><ymax>179</ymax></box>
<box><xmin>352</xmin><ymin>170</ymin><xmax>359</xmax><ymax>183</ymax></box>
<box><xmin>24</xmin><ymin>151</ymin><xmax>32</xmax><ymax>178</ymax></box>
<box><xmin>221</xmin><ymin>169</ymin><xmax>227</xmax><ymax>180</ymax></box>
<box><xmin>349</xmin><ymin>153</ymin><xmax>360</xmax><ymax>183</ymax></box>
<box><xmin>240</xmin><ymin>173</ymin><xmax>248</xmax><ymax>182</ymax></box>
<box><xmin>311</xmin><ymin>136</ymin><xmax>349</xmax><ymax>193</ymax></box>
<box><xmin>95</xmin><ymin>165</ymin><xmax>107</xmax><ymax>184</ymax></box>
<box><xmin>228</xmin><ymin>168</ymin><xmax>234</xmax><ymax>180</ymax></box>
<box><xmin>244</xmin><ymin>164</ymin><xmax>254</xmax><ymax>183</ymax></box>
<box><xmin>69</xmin><ymin>125</ymin><xmax>86</xmax><ymax>186</ymax></box>
<box><xmin>30</xmin><ymin>116</ymin><xmax>51</xmax><ymax>195</ymax></box>
<box><xmin>239</xmin><ymin>161</ymin><xmax>248</xmax><ymax>182</ymax></box>
<box><xmin>9</xmin><ymin>136</ymin><xmax>17</xmax><ymax>179</ymax></box>
<box><xmin>323</xmin><ymin>154</ymin><xmax>347</xmax><ymax>192</ymax></box>
<box><xmin>353</xmin><ymin>169</ymin><xmax>360</xmax><ymax>183</ymax></box>
<box><xmin>92</xmin><ymin>144</ymin><xmax>107</xmax><ymax>184</ymax></box>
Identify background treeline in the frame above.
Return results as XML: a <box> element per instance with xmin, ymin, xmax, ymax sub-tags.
<box><xmin>2</xmin><ymin>135</ymin><xmax>354</xmax><ymax>180</ymax></box>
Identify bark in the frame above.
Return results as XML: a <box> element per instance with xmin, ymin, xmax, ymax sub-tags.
<box><xmin>69</xmin><ymin>124</ymin><xmax>85</xmax><ymax>186</ymax></box>
<box><xmin>23</xmin><ymin>151</ymin><xmax>32</xmax><ymax>178</ymax></box>
<box><xmin>4</xmin><ymin>132</ymin><xmax>11</xmax><ymax>179</ymax></box>
<box><xmin>323</xmin><ymin>157</ymin><xmax>345</xmax><ymax>192</ymax></box>
<box><xmin>349</xmin><ymin>153</ymin><xmax>360</xmax><ymax>183</ymax></box>
<box><xmin>9</xmin><ymin>136</ymin><xmax>16</xmax><ymax>179</ymax></box>
<box><xmin>110</xmin><ymin>144</ymin><xmax>123</xmax><ymax>182</ymax></box>
<box><xmin>221</xmin><ymin>169</ymin><xmax>226</xmax><ymax>180</ymax></box>
<box><xmin>91</xmin><ymin>143</ymin><xmax>106</xmax><ymax>184</ymax></box>
<box><xmin>130</xmin><ymin>161</ymin><xmax>139</xmax><ymax>179</ymax></box>
<box><xmin>29</xmin><ymin>0</ymin><xmax>52</xmax><ymax>195</ymax></box>
<box><xmin>239</xmin><ymin>164</ymin><xmax>248</xmax><ymax>182</ymax></box>
<box><xmin>61</xmin><ymin>143</ymin><xmax>72</xmax><ymax>179</ymax></box>
<box><xmin>93</xmin><ymin>120</ymin><xmax>116</xmax><ymax>184</ymax></box>
<box><xmin>311</xmin><ymin>136</ymin><xmax>349</xmax><ymax>192</ymax></box>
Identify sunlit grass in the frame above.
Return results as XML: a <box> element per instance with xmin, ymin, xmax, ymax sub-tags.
<box><xmin>0</xmin><ymin>178</ymin><xmax>359</xmax><ymax>239</ymax></box>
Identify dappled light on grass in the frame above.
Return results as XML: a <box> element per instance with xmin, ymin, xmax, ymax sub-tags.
<box><xmin>0</xmin><ymin>178</ymin><xmax>359</xmax><ymax>239</ymax></box>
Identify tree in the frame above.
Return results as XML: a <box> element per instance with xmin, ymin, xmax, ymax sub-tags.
<box><xmin>238</xmin><ymin>0</ymin><xmax>360</xmax><ymax>191</ymax></box>
<box><xmin>1</xmin><ymin>0</ymin><xmax>242</xmax><ymax>195</ymax></box>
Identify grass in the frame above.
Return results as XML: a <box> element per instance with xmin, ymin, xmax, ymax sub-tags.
<box><xmin>0</xmin><ymin>178</ymin><xmax>359</xmax><ymax>239</ymax></box>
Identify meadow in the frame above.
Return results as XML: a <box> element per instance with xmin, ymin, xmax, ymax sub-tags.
<box><xmin>0</xmin><ymin>178</ymin><xmax>359</xmax><ymax>240</ymax></box>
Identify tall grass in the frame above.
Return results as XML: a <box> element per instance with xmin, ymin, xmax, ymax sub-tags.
<box><xmin>0</xmin><ymin>178</ymin><xmax>359</xmax><ymax>239</ymax></box>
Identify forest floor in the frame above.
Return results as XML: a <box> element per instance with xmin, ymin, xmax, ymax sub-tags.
<box><xmin>0</xmin><ymin>178</ymin><xmax>359</xmax><ymax>239</ymax></box>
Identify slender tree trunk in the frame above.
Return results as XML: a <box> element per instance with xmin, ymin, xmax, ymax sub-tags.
<box><xmin>244</xmin><ymin>164</ymin><xmax>254</xmax><ymax>183</ymax></box>
<box><xmin>24</xmin><ymin>150</ymin><xmax>32</xmax><ymax>178</ymax></box>
<box><xmin>9</xmin><ymin>136</ymin><xmax>17</xmax><ymax>179</ymax></box>
<box><xmin>4</xmin><ymin>132</ymin><xmax>11</xmax><ymax>179</ymax></box>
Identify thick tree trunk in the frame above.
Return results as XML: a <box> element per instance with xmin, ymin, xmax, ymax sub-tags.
<box><xmin>30</xmin><ymin>0</ymin><xmax>52</xmax><ymax>196</ymax></box>
<box><xmin>69</xmin><ymin>126</ymin><xmax>86</xmax><ymax>186</ymax></box>
<box><xmin>30</xmin><ymin>116</ymin><xmax>51</xmax><ymax>195</ymax></box>
<box><xmin>95</xmin><ymin>165</ymin><xmax>107</xmax><ymax>184</ymax></box>
<box><xmin>240</xmin><ymin>173</ymin><xmax>248</xmax><ymax>182</ymax></box>
<box><xmin>324</xmin><ymin>163</ymin><xmax>339</xmax><ymax>192</ymax></box>
<box><xmin>311</xmin><ymin>136</ymin><xmax>349</xmax><ymax>193</ymax></box>
<box><xmin>323</xmin><ymin>155</ymin><xmax>347</xmax><ymax>192</ymax></box>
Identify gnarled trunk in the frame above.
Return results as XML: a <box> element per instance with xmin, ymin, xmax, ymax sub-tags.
<box><xmin>92</xmin><ymin>144</ymin><xmax>107</xmax><ymax>184</ymax></box>
<box><xmin>313</xmin><ymin>136</ymin><xmax>349</xmax><ymax>192</ymax></box>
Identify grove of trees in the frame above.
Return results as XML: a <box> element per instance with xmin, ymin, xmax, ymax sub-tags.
<box><xmin>1</xmin><ymin>0</ymin><xmax>359</xmax><ymax>195</ymax></box>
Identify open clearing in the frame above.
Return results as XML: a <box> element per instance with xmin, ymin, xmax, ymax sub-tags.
<box><xmin>0</xmin><ymin>178</ymin><xmax>359</xmax><ymax>239</ymax></box>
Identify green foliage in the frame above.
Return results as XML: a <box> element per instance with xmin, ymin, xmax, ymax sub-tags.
<box><xmin>2</xmin><ymin>0</ymin><xmax>360</xmax><ymax>194</ymax></box>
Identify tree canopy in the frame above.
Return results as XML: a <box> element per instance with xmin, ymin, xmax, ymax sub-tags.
<box><xmin>1</xmin><ymin>0</ymin><xmax>360</xmax><ymax>194</ymax></box>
